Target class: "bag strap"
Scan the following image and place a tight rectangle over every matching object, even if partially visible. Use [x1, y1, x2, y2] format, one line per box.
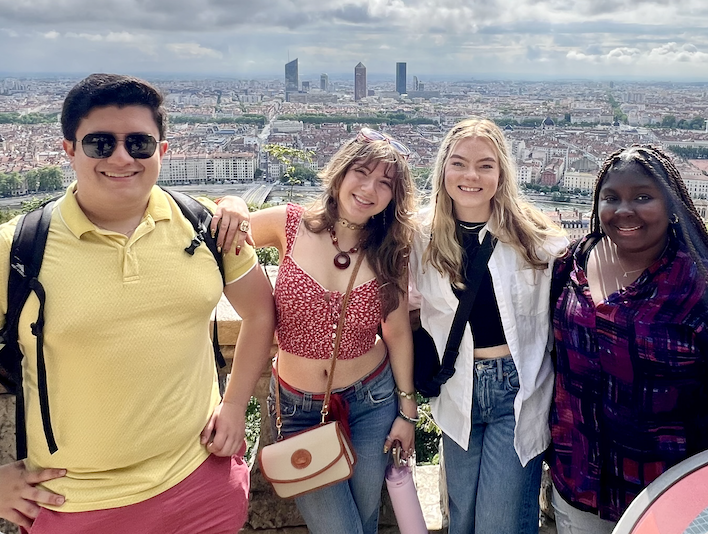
[163, 188, 227, 369]
[4, 201, 57, 457]
[274, 252, 365, 440]
[436, 231, 496, 385]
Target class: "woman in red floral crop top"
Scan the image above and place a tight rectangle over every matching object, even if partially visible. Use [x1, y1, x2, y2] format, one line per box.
[217, 128, 418, 534]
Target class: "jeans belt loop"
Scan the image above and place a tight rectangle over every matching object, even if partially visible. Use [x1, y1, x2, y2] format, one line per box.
[497, 358, 504, 382]
[303, 392, 312, 411]
[353, 379, 364, 401]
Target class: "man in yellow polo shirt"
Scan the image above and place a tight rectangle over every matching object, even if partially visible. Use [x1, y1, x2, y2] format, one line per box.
[0, 73, 275, 533]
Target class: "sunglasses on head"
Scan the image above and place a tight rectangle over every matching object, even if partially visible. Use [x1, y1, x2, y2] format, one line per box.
[80, 132, 159, 159]
[357, 127, 411, 159]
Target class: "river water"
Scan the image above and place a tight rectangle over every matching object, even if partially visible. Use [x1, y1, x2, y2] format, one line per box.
[0, 184, 594, 216]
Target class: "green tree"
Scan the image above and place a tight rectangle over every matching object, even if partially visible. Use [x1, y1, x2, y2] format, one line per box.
[21, 195, 54, 212]
[0, 172, 23, 197]
[289, 164, 319, 185]
[689, 116, 706, 130]
[37, 166, 63, 191]
[263, 144, 314, 201]
[662, 115, 677, 128]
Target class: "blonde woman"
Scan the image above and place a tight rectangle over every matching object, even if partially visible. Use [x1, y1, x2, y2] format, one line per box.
[410, 119, 567, 533]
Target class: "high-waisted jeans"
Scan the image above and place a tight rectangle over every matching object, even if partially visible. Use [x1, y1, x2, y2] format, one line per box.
[443, 355, 544, 534]
[267, 359, 397, 534]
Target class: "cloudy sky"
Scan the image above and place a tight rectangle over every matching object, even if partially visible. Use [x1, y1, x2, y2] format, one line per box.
[1, 0, 708, 81]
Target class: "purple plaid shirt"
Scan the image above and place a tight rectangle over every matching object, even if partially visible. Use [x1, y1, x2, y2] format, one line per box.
[549, 235, 708, 521]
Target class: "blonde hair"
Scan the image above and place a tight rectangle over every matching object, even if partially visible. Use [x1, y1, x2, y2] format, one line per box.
[423, 118, 564, 287]
[303, 132, 417, 317]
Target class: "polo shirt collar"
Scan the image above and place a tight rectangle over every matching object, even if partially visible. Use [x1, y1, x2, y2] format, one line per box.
[58, 183, 173, 239]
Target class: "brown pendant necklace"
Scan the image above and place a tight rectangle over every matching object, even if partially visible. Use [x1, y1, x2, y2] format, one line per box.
[329, 228, 360, 269]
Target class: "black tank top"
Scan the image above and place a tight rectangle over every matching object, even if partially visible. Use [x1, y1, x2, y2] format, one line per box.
[452, 221, 507, 348]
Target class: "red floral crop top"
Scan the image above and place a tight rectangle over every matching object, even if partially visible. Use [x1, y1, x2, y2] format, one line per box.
[273, 204, 383, 360]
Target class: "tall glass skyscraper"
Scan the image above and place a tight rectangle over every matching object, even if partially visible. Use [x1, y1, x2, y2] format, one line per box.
[395, 62, 406, 94]
[285, 58, 299, 101]
[354, 62, 366, 101]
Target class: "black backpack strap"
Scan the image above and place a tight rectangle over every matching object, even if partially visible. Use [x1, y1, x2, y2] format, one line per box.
[163, 188, 226, 369]
[5, 201, 57, 457]
[435, 231, 496, 387]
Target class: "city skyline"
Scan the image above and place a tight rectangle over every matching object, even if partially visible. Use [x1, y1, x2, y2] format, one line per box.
[1, 1, 707, 81]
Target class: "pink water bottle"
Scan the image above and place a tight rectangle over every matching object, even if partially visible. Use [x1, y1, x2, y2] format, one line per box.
[385, 464, 428, 534]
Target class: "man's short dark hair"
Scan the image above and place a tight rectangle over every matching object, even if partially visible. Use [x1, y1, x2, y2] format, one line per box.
[61, 73, 167, 142]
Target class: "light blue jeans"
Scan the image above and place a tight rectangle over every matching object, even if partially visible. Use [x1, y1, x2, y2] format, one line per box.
[551, 486, 616, 534]
[267, 360, 397, 534]
[443, 355, 544, 534]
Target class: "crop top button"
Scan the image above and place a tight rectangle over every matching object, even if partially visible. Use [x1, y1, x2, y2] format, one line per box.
[323, 291, 331, 302]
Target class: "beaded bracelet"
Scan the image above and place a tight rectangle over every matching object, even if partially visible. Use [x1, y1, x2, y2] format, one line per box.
[398, 409, 420, 425]
[395, 387, 416, 401]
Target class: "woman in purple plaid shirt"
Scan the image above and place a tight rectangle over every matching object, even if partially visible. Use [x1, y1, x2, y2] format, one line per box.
[548, 145, 708, 533]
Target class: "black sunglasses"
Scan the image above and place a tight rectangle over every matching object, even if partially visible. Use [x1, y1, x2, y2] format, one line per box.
[80, 132, 159, 159]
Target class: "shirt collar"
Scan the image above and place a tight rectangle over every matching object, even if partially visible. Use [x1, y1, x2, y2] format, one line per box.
[58, 183, 173, 239]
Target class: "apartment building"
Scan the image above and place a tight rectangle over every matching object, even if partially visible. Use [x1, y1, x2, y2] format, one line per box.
[157, 152, 256, 185]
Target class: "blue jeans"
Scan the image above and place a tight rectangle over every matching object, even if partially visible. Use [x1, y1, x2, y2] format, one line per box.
[267, 360, 397, 534]
[443, 355, 544, 534]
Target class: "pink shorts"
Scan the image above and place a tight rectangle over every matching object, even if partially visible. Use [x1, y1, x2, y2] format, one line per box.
[28, 454, 249, 534]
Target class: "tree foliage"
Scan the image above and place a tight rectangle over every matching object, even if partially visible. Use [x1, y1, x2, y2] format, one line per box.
[668, 145, 708, 159]
[170, 114, 266, 127]
[24, 166, 63, 192]
[0, 112, 59, 124]
[662, 115, 677, 128]
[0, 166, 63, 198]
[288, 164, 319, 185]
[263, 144, 314, 201]
[276, 114, 436, 126]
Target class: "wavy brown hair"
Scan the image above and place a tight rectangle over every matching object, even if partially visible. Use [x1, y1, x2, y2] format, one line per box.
[423, 118, 564, 287]
[303, 131, 416, 317]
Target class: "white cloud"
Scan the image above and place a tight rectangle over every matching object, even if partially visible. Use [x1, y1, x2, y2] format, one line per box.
[647, 42, 708, 63]
[566, 50, 599, 63]
[166, 42, 223, 59]
[43, 31, 60, 39]
[105, 32, 139, 43]
[607, 47, 642, 64]
[66, 32, 105, 42]
[566, 44, 705, 67]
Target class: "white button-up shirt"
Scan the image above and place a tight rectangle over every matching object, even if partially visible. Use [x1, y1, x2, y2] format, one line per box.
[410, 225, 568, 466]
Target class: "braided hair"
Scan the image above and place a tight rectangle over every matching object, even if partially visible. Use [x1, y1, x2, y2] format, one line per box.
[590, 144, 708, 274]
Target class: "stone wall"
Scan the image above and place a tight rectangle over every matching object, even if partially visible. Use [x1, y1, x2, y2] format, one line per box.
[0, 395, 17, 534]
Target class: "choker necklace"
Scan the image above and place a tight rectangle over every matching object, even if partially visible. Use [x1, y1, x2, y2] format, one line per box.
[329, 228, 361, 269]
[337, 218, 365, 231]
[457, 221, 486, 232]
[615, 240, 670, 278]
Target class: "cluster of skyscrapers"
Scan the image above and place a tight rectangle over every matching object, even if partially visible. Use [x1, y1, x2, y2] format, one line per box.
[284, 59, 410, 102]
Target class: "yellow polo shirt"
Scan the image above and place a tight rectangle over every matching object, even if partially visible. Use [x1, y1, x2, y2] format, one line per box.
[0, 184, 256, 512]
